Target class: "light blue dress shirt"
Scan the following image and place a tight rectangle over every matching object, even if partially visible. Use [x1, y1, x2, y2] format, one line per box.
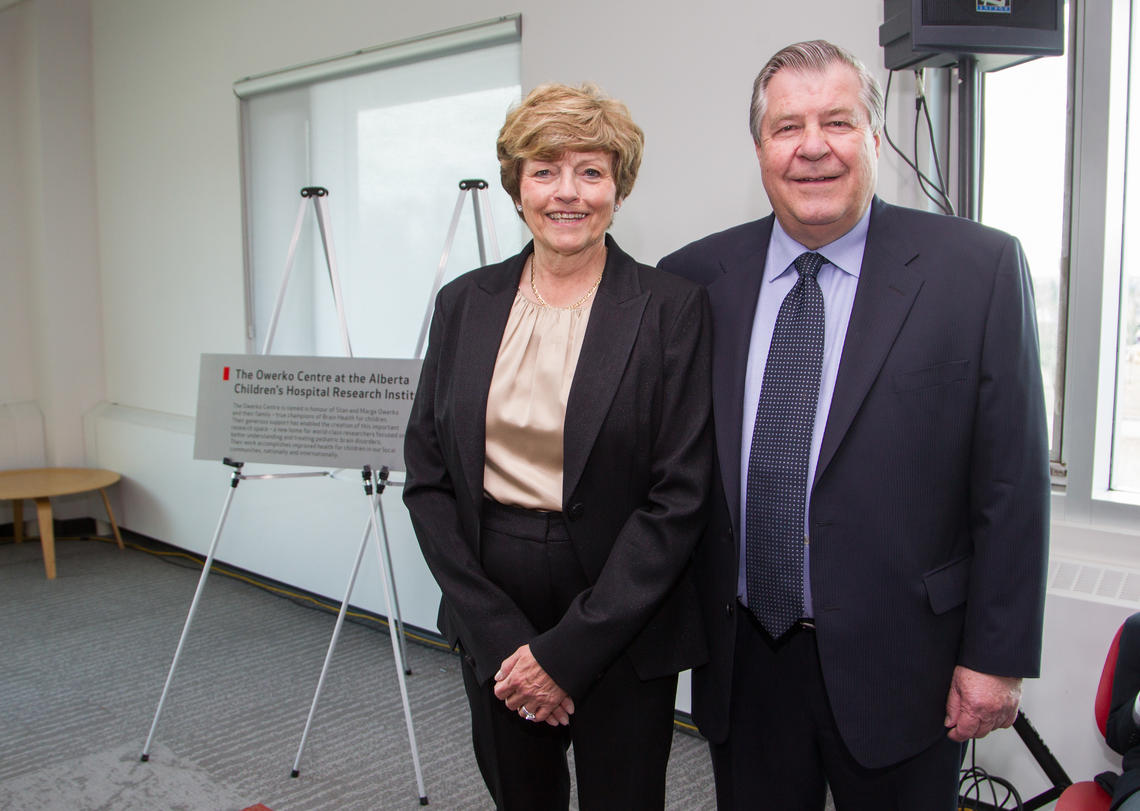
[738, 208, 870, 617]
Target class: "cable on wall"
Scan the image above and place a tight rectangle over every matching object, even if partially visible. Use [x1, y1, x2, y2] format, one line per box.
[883, 69, 956, 216]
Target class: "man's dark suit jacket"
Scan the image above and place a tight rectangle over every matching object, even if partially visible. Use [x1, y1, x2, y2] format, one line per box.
[403, 235, 712, 701]
[659, 197, 1050, 769]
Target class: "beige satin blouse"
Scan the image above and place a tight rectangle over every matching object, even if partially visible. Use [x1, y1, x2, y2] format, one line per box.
[483, 290, 594, 511]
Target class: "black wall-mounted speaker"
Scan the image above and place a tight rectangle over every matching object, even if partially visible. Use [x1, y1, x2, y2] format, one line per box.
[880, 0, 1064, 71]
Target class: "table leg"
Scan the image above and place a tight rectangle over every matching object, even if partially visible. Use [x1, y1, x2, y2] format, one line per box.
[99, 488, 125, 550]
[12, 500, 23, 543]
[33, 497, 56, 580]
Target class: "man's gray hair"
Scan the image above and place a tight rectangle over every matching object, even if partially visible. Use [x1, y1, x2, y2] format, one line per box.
[749, 40, 885, 144]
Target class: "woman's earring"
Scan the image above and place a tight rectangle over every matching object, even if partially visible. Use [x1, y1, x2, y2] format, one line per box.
[614, 203, 621, 213]
[515, 203, 523, 212]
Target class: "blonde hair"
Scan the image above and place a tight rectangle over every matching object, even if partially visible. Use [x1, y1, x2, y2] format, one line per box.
[497, 82, 644, 212]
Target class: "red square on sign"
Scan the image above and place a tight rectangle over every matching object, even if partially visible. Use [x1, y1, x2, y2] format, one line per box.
[223, 366, 230, 381]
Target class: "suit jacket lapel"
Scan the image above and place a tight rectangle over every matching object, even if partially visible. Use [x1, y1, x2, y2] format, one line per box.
[563, 236, 648, 502]
[815, 198, 924, 485]
[451, 248, 528, 514]
[709, 217, 773, 538]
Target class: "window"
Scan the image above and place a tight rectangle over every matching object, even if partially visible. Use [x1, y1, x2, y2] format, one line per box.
[980, 44, 1070, 463]
[1043, 0, 1140, 522]
[976, 0, 1140, 524]
[1111, 0, 1140, 492]
[236, 17, 524, 360]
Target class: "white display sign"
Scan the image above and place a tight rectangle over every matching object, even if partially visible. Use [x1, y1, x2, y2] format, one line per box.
[193, 353, 423, 470]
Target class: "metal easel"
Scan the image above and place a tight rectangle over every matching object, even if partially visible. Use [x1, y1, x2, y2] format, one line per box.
[140, 186, 427, 804]
[291, 179, 502, 791]
[414, 179, 501, 358]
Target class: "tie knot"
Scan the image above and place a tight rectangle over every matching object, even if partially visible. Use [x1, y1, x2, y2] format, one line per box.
[793, 252, 825, 281]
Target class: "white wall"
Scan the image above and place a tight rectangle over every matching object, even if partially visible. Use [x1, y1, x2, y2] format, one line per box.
[0, 0, 104, 523]
[87, 0, 913, 417]
[25, 0, 104, 465]
[1, 0, 1133, 798]
[0, 2, 44, 471]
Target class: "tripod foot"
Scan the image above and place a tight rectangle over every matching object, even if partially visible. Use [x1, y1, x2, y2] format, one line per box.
[140, 753, 149, 762]
[419, 796, 429, 805]
[291, 769, 300, 778]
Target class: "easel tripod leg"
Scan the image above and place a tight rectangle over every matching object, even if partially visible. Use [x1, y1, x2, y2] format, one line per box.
[374, 495, 410, 673]
[369, 502, 428, 804]
[140, 482, 238, 761]
[291, 516, 372, 777]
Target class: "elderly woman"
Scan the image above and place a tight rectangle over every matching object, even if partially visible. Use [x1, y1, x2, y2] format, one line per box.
[402, 83, 712, 810]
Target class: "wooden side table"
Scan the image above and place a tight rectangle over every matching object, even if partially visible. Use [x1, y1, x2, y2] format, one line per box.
[0, 467, 124, 579]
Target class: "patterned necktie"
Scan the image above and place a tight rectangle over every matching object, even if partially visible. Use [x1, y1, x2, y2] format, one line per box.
[745, 251, 826, 638]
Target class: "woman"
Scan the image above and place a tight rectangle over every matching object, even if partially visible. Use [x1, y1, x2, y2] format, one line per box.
[402, 83, 712, 810]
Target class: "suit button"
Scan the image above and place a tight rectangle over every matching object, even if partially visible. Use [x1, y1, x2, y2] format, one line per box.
[725, 602, 735, 616]
[567, 502, 585, 520]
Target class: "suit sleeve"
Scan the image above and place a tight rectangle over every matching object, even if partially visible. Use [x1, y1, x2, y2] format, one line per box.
[959, 235, 1050, 677]
[529, 285, 714, 698]
[402, 291, 537, 683]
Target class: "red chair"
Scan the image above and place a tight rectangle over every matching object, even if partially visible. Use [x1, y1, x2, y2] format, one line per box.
[1055, 624, 1126, 811]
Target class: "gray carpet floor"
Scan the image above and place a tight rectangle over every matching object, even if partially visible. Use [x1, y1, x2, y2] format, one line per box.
[0, 535, 717, 810]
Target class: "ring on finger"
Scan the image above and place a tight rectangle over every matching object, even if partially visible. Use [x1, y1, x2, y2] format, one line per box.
[521, 705, 536, 721]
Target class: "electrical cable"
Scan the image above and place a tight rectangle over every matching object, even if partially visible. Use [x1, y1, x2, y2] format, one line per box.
[912, 78, 955, 215]
[958, 738, 1025, 810]
[884, 70, 951, 213]
[913, 67, 955, 215]
[915, 105, 955, 215]
[913, 90, 956, 217]
[883, 70, 955, 215]
[920, 82, 953, 211]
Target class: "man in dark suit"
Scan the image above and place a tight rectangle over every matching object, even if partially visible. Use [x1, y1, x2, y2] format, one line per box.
[659, 40, 1049, 809]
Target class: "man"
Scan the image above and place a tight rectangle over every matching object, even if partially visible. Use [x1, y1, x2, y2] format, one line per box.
[659, 40, 1049, 810]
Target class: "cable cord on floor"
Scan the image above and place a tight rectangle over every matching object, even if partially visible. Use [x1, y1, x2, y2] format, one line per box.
[959, 739, 1024, 810]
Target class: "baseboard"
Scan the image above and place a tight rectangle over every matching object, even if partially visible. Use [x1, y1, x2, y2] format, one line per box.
[0, 516, 101, 539]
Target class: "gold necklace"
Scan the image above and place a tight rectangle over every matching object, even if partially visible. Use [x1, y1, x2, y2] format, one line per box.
[529, 254, 604, 310]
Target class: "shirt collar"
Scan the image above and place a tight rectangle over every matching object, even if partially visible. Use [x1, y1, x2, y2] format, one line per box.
[765, 205, 871, 283]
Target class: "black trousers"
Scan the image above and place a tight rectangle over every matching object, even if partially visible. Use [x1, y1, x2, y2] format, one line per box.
[710, 606, 964, 811]
[461, 499, 678, 811]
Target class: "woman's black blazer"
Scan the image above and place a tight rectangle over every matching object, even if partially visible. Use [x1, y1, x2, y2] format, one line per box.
[403, 234, 713, 700]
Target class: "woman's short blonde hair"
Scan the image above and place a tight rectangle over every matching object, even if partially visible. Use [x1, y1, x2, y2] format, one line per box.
[497, 83, 644, 211]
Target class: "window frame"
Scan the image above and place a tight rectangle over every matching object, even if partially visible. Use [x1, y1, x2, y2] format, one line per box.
[232, 15, 523, 360]
[978, 30, 1074, 476]
[1054, 0, 1140, 529]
